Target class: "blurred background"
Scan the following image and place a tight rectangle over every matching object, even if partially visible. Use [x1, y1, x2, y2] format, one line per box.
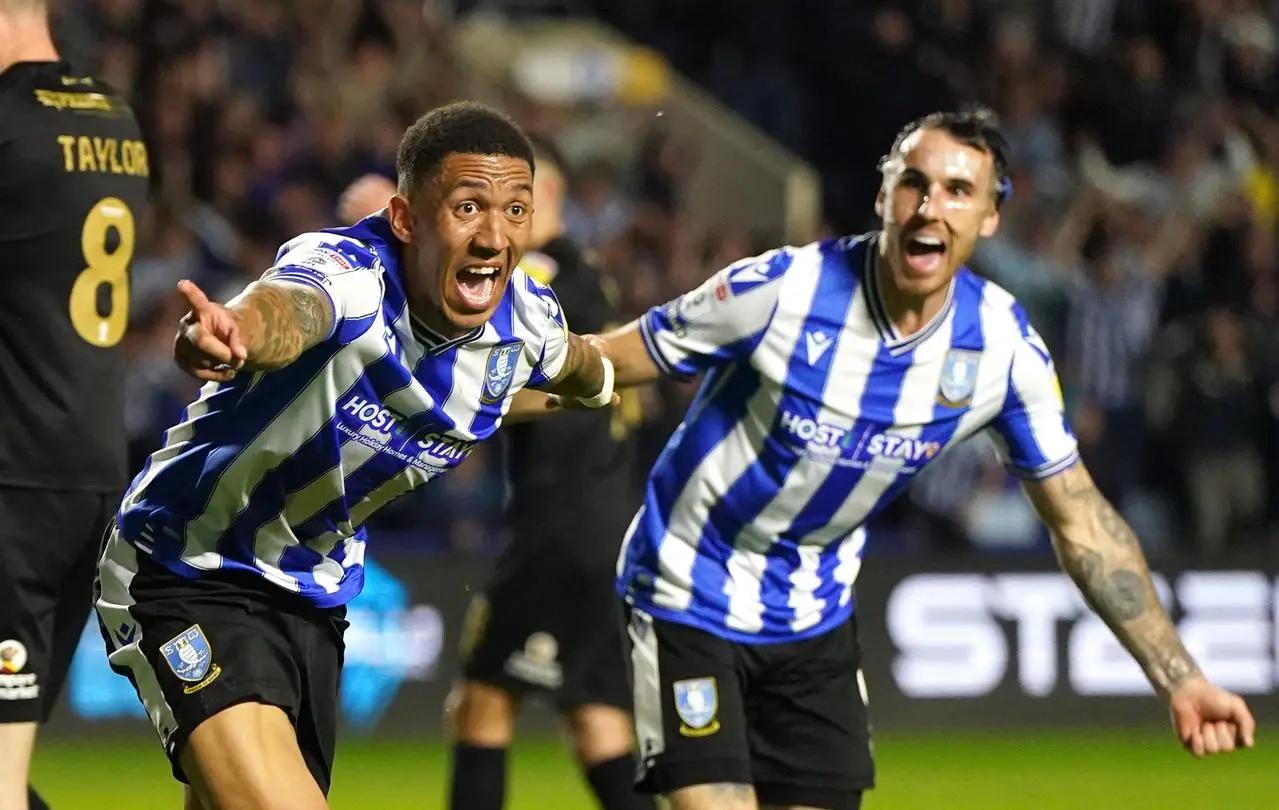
[34, 0, 1279, 807]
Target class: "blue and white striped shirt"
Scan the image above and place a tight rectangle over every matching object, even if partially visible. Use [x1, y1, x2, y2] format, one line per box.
[617, 234, 1078, 643]
[115, 215, 569, 607]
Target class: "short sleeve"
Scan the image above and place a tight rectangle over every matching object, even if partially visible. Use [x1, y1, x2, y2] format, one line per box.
[262, 234, 383, 342]
[639, 249, 788, 379]
[987, 310, 1080, 480]
[522, 275, 570, 387]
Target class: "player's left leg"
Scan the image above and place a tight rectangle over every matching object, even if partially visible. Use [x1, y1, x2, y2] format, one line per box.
[746, 616, 873, 810]
[563, 703, 653, 810]
[445, 680, 519, 810]
[557, 593, 653, 810]
[0, 489, 106, 810]
[446, 589, 531, 810]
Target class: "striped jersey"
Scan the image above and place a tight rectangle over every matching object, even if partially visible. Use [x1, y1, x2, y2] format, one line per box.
[617, 233, 1078, 643]
[116, 215, 569, 607]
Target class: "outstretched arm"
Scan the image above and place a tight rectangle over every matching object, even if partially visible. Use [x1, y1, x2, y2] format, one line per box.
[174, 278, 333, 381]
[1024, 463, 1255, 756]
[508, 326, 660, 421]
[536, 332, 613, 400]
[227, 280, 333, 370]
[1023, 464, 1197, 697]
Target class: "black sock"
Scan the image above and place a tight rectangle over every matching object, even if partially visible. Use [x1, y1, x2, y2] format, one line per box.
[586, 754, 653, 810]
[28, 785, 50, 810]
[449, 743, 507, 810]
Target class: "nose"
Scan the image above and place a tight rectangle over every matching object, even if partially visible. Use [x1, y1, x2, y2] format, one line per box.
[916, 187, 943, 220]
[470, 210, 507, 256]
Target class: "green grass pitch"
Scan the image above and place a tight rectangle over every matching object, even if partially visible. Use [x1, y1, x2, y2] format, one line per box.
[32, 727, 1274, 809]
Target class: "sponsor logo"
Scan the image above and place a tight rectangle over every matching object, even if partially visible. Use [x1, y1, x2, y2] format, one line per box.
[887, 571, 1279, 698]
[503, 632, 563, 689]
[778, 410, 942, 471]
[0, 639, 37, 701]
[338, 395, 476, 472]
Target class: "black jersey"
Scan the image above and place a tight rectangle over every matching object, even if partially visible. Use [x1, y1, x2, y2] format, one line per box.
[497, 236, 642, 571]
[0, 61, 149, 491]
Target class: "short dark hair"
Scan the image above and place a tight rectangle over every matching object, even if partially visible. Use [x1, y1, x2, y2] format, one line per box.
[395, 101, 535, 196]
[881, 106, 1013, 208]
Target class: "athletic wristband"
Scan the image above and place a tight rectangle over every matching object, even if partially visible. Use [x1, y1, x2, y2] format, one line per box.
[577, 356, 615, 409]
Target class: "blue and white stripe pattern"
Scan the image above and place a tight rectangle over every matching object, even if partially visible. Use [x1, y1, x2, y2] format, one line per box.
[108, 215, 568, 608]
[617, 233, 1078, 642]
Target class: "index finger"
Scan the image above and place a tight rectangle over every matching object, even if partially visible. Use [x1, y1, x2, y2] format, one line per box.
[176, 279, 212, 314]
[1235, 698, 1256, 747]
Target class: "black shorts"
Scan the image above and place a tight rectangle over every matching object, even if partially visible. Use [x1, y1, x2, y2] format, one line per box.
[627, 609, 873, 809]
[461, 544, 631, 713]
[93, 526, 347, 792]
[0, 487, 115, 723]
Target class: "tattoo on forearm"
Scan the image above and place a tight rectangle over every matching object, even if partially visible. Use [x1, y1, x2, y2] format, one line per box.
[237, 283, 332, 370]
[1051, 470, 1201, 695]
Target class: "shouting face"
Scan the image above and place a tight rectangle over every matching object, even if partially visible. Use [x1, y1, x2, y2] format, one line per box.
[388, 152, 534, 334]
[876, 127, 1002, 301]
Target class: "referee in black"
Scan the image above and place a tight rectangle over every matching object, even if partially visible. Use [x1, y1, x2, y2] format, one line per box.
[0, 2, 149, 808]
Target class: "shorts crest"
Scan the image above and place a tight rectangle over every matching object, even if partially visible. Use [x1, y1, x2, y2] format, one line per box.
[673, 677, 720, 737]
[161, 624, 213, 683]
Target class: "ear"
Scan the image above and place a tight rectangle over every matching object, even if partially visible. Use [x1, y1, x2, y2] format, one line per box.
[979, 207, 1001, 238]
[387, 194, 413, 243]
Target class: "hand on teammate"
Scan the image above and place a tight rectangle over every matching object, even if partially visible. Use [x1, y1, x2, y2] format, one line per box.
[544, 334, 621, 411]
[173, 279, 247, 382]
[1168, 675, 1256, 758]
[338, 174, 396, 226]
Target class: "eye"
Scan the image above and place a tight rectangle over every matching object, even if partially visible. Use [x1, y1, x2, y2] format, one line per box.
[949, 183, 971, 197]
[508, 203, 527, 217]
[456, 201, 479, 216]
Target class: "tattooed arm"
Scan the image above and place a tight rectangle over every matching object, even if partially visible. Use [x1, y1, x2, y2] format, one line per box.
[227, 280, 333, 371]
[1022, 463, 1199, 698]
[173, 278, 333, 381]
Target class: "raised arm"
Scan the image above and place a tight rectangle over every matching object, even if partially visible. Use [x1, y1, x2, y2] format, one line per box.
[227, 280, 333, 369]
[174, 236, 383, 382]
[173, 278, 332, 381]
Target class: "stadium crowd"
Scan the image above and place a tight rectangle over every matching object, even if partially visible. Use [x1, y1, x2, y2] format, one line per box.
[70, 0, 1279, 558]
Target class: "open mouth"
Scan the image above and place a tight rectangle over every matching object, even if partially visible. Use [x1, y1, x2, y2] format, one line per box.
[454, 264, 502, 311]
[903, 234, 947, 274]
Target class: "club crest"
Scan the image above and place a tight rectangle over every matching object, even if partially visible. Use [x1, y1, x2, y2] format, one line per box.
[482, 341, 524, 404]
[160, 624, 213, 683]
[673, 677, 720, 737]
[938, 349, 981, 407]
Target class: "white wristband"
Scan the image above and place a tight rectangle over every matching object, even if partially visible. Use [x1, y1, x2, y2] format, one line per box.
[577, 356, 615, 409]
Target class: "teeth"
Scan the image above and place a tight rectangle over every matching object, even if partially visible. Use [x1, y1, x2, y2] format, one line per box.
[466, 266, 498, 276]
[912, 236, 943, 246]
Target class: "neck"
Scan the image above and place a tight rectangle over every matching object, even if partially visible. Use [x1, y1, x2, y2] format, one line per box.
[874, 239, 951, 338]
[0, 12, 58, 73]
